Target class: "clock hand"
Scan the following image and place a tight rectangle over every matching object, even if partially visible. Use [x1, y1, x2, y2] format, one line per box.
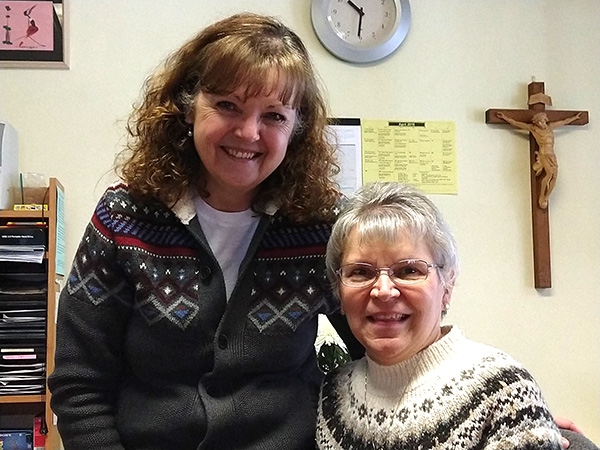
[347, 0, 365, 37]
[357, 10, 364, 38]
[347, 0, 363, 15]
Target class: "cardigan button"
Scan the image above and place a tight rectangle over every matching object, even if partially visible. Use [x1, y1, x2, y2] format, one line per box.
[199, 266, 212, 282]
[205, 382, 219, 397]
[218, 334, 228, 349]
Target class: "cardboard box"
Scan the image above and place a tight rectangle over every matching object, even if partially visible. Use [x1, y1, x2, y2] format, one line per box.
[10, 187, 48, 205]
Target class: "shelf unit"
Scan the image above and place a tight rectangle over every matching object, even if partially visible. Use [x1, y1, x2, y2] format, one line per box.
[0, 178, 64, 450]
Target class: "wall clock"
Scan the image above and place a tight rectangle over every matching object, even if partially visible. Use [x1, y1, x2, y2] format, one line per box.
[311, 0, 411, 64]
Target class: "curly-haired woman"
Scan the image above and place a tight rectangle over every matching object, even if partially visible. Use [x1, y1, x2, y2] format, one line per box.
[48, 12, 360, 450]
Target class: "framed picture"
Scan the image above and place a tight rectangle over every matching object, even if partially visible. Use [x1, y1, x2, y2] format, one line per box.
[0, 0, 68, 68]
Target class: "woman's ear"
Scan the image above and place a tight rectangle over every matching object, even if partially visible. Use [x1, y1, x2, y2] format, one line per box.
[184, 100, 195, 124]
[442, 285, 453, 310]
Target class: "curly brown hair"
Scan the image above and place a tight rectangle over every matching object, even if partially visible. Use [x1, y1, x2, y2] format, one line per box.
[116, 12, 340, 222]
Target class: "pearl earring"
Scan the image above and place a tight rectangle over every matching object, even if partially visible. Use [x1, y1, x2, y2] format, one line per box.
[187, 128, 193, 137]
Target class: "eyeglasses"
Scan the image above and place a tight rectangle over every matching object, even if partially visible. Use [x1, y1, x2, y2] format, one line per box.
[336, 259, 443, 288]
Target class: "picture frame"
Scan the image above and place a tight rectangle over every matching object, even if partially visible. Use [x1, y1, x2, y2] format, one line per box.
[0, 0, 68, 69]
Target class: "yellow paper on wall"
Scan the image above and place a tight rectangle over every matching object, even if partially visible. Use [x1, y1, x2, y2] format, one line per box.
[361, 120, 457, 194]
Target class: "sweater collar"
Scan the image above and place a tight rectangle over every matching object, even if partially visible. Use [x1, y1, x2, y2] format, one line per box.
[171, 188, 279, 225]
[365, 325, 461, 395]
[171, 188, 197, 225]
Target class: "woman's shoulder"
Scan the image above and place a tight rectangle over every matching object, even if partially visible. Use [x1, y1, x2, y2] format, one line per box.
[99, 183, 168, 214]
[100, 182, 143, 203]
[94, 182, 178, 228]
[447, 327, 522, 364]
[446, 332, 546, 395]
[261, 213, 334, 247]
[438, 327, 533, 382]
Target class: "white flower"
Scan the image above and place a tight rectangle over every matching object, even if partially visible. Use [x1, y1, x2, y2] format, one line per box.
[315, 315, 348, 352]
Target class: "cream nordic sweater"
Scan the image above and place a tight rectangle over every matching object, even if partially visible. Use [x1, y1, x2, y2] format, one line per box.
[317, 325, 562, 450]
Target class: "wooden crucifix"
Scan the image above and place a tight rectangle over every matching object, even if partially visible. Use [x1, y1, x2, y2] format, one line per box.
[486, 81, 589, 289]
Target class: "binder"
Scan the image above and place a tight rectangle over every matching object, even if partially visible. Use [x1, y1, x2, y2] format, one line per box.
[0, 259, 48, 395]
[0, 361, 46, 394]
[0, 226, 47, 248]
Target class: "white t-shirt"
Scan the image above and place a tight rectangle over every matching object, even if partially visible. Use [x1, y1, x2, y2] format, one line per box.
[194, 197, 260, 299]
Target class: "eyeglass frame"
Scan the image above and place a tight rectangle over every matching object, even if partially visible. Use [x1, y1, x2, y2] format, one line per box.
[335, 259, 443, 288]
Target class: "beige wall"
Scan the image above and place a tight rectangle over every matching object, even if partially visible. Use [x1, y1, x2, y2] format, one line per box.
[1, 0, 598, 443]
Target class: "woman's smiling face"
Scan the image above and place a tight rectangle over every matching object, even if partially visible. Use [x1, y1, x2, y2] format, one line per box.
[188, 82, 297, 212]
[339, 228, 450, 366]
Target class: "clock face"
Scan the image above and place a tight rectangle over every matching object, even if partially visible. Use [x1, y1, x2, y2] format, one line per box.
[329, 0, 398, 47]
[311, 0, 411, 64]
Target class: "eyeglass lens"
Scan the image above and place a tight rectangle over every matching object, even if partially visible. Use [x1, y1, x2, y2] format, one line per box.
[340, 260, 431, 287]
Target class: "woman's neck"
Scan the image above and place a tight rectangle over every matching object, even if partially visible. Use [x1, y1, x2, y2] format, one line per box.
[200, 189, 256, 212]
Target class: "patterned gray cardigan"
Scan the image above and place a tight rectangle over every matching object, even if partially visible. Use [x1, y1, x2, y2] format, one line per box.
[49, 183, 342, 450]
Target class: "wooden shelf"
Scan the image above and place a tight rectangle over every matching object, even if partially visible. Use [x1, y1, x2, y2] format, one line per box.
[0, 395, 45, 404]
[0, 210, 51, 218]
[0, 178, 64, 450]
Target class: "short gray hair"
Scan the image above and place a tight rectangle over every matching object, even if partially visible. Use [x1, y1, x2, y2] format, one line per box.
[326, 182, 460, 297]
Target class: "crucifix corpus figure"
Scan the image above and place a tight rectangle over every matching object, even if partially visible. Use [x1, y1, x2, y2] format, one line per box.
[486, 81, 589, 289]
[496, 110, 582, 209]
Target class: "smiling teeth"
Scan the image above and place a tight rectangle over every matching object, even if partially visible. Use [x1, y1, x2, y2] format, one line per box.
[373, 313, 407, 320]
[226, 147, 256, 159]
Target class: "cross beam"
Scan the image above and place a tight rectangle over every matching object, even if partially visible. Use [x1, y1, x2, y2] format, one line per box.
[486, 82, 588, 289]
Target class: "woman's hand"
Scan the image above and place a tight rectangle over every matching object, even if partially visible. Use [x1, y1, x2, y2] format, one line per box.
[556, 417, 585, 449]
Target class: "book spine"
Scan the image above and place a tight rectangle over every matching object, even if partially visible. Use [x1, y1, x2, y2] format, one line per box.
[33, 415, 46, 450]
